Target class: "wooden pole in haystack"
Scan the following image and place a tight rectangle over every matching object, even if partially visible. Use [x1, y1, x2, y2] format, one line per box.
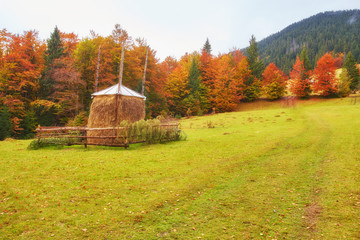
[141, 47, 149, 96]
[94, 44, 101, 93]
[117, 43, 125, 94]
[115, 43, 126, 128]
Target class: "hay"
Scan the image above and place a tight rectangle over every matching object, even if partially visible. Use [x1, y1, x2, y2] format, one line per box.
[87, 95, 145, 145]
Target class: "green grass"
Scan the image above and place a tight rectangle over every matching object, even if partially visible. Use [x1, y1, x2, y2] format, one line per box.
[1, 97, 360, 239]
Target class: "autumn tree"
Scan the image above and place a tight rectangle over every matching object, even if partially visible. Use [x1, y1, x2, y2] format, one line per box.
[124, 38, 150, 91]
[131, 41, 168, 117]
[313, 53, 337, 96]
[51, 56, 84, 123]
[209, 53, 247, 112]
[165, 56, 190, 116]
[290, 57, 312, 98]
[344, 51, 360, 91]
[262, 63, 288, 100]
[73, 37, 98, 109]
[45, 31, 83, 123]
[333, 52, 344, 69]
[0, 30, 45, 136]
[337, 68, 351, 97]
[165, 54, 209, 116]
[199, 44, 216, 97]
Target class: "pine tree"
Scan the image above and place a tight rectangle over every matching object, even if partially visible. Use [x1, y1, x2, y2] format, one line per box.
[188, 58, 201, 93]
[202, 38, 212, 54]
[300, 45, 311, 71]
[40, 26, 64, 99]
[344, 51, 360, 91]
[186, 57, 209, 115]
[0, 106, 11, 141]
[44, 26, 64, 65]
[246, 35, 264, 80]
[243, 35, 264, 101]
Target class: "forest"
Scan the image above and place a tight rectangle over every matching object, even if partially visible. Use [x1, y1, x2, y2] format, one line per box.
[0, 10, 360, 140]
[257, 9, 360, 72]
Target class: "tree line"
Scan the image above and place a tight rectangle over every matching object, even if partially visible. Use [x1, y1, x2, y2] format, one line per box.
[0, 25, 359, 140]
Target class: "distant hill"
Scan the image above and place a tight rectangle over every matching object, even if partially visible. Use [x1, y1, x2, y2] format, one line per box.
[255, 10, 360, 73]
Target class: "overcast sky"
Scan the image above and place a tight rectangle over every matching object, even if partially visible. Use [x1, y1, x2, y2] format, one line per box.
[1, 0, 359, 60]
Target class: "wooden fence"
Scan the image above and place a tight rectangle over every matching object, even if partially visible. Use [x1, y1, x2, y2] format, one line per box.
[36, 122, 179, 149]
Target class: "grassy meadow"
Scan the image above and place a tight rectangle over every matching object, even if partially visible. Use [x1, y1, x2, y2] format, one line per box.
[1, 97, 360, 239]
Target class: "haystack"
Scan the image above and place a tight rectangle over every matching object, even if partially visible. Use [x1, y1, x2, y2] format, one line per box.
[87, 83, 146, 145]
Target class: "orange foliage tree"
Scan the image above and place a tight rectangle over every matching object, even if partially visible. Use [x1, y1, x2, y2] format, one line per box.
[165, 56, 190, 116]
[209, 52, 248, 112]
[0, 30, 45, 136]
[313, 53, 337, 96]
[289, 57, 312, 98]
[262, 63, 288, 100]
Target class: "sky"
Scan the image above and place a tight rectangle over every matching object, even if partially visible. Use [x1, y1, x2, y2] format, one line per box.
[0, 0, 359, 61]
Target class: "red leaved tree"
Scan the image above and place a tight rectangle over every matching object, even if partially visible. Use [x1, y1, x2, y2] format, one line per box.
[262, 63, 288, 100]
[313, 53, 337, 96]
[289, 57, 312, 98]
[0, 30, 45, 135]
[210, 54, 247, 112]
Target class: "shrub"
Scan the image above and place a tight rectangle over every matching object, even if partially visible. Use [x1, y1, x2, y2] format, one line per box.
[119, 118, 186, 144]
[0, 106, 11, 141]
[28, 138, 78, 150]
[206, 120, 215, 128]
[31, 100, 61, 126]
[28, 119, 186, 150]
[67, 111, 88, 126]
[18, 110, 37, 139]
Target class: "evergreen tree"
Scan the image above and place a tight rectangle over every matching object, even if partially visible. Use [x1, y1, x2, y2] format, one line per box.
[186, 57, 209, 115]
[44, 26, 64, 65]
[0, 106, 11, 141]
[18, 110, 37, 139]
[202, 38, 212, 54]
[344, 51, 360, 91]
[300, 45, 312, 71]
[243, 35, 264, 101]
[188, 58, 201, 93]
[246, 35, 264, 80]
[40, 26, 64, 99]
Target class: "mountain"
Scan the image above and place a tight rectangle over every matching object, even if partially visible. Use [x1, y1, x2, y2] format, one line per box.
[255, 10, 360, 73]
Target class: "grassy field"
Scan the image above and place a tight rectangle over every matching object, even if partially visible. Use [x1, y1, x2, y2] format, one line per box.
[1, 97, 360, 239]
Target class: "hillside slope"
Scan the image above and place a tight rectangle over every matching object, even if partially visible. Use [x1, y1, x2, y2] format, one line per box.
[256, 10, 360, 72]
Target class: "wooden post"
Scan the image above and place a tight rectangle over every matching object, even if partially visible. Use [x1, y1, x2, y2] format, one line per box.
[84, 129, 87, 148]
[141, 47, 149, 96]
[115, 43, 125, 126]
[117, 43, 125, 93]
[37, 125, 41, 143]
[125, 127, 129, 149]
[94, 45, 101, 93]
